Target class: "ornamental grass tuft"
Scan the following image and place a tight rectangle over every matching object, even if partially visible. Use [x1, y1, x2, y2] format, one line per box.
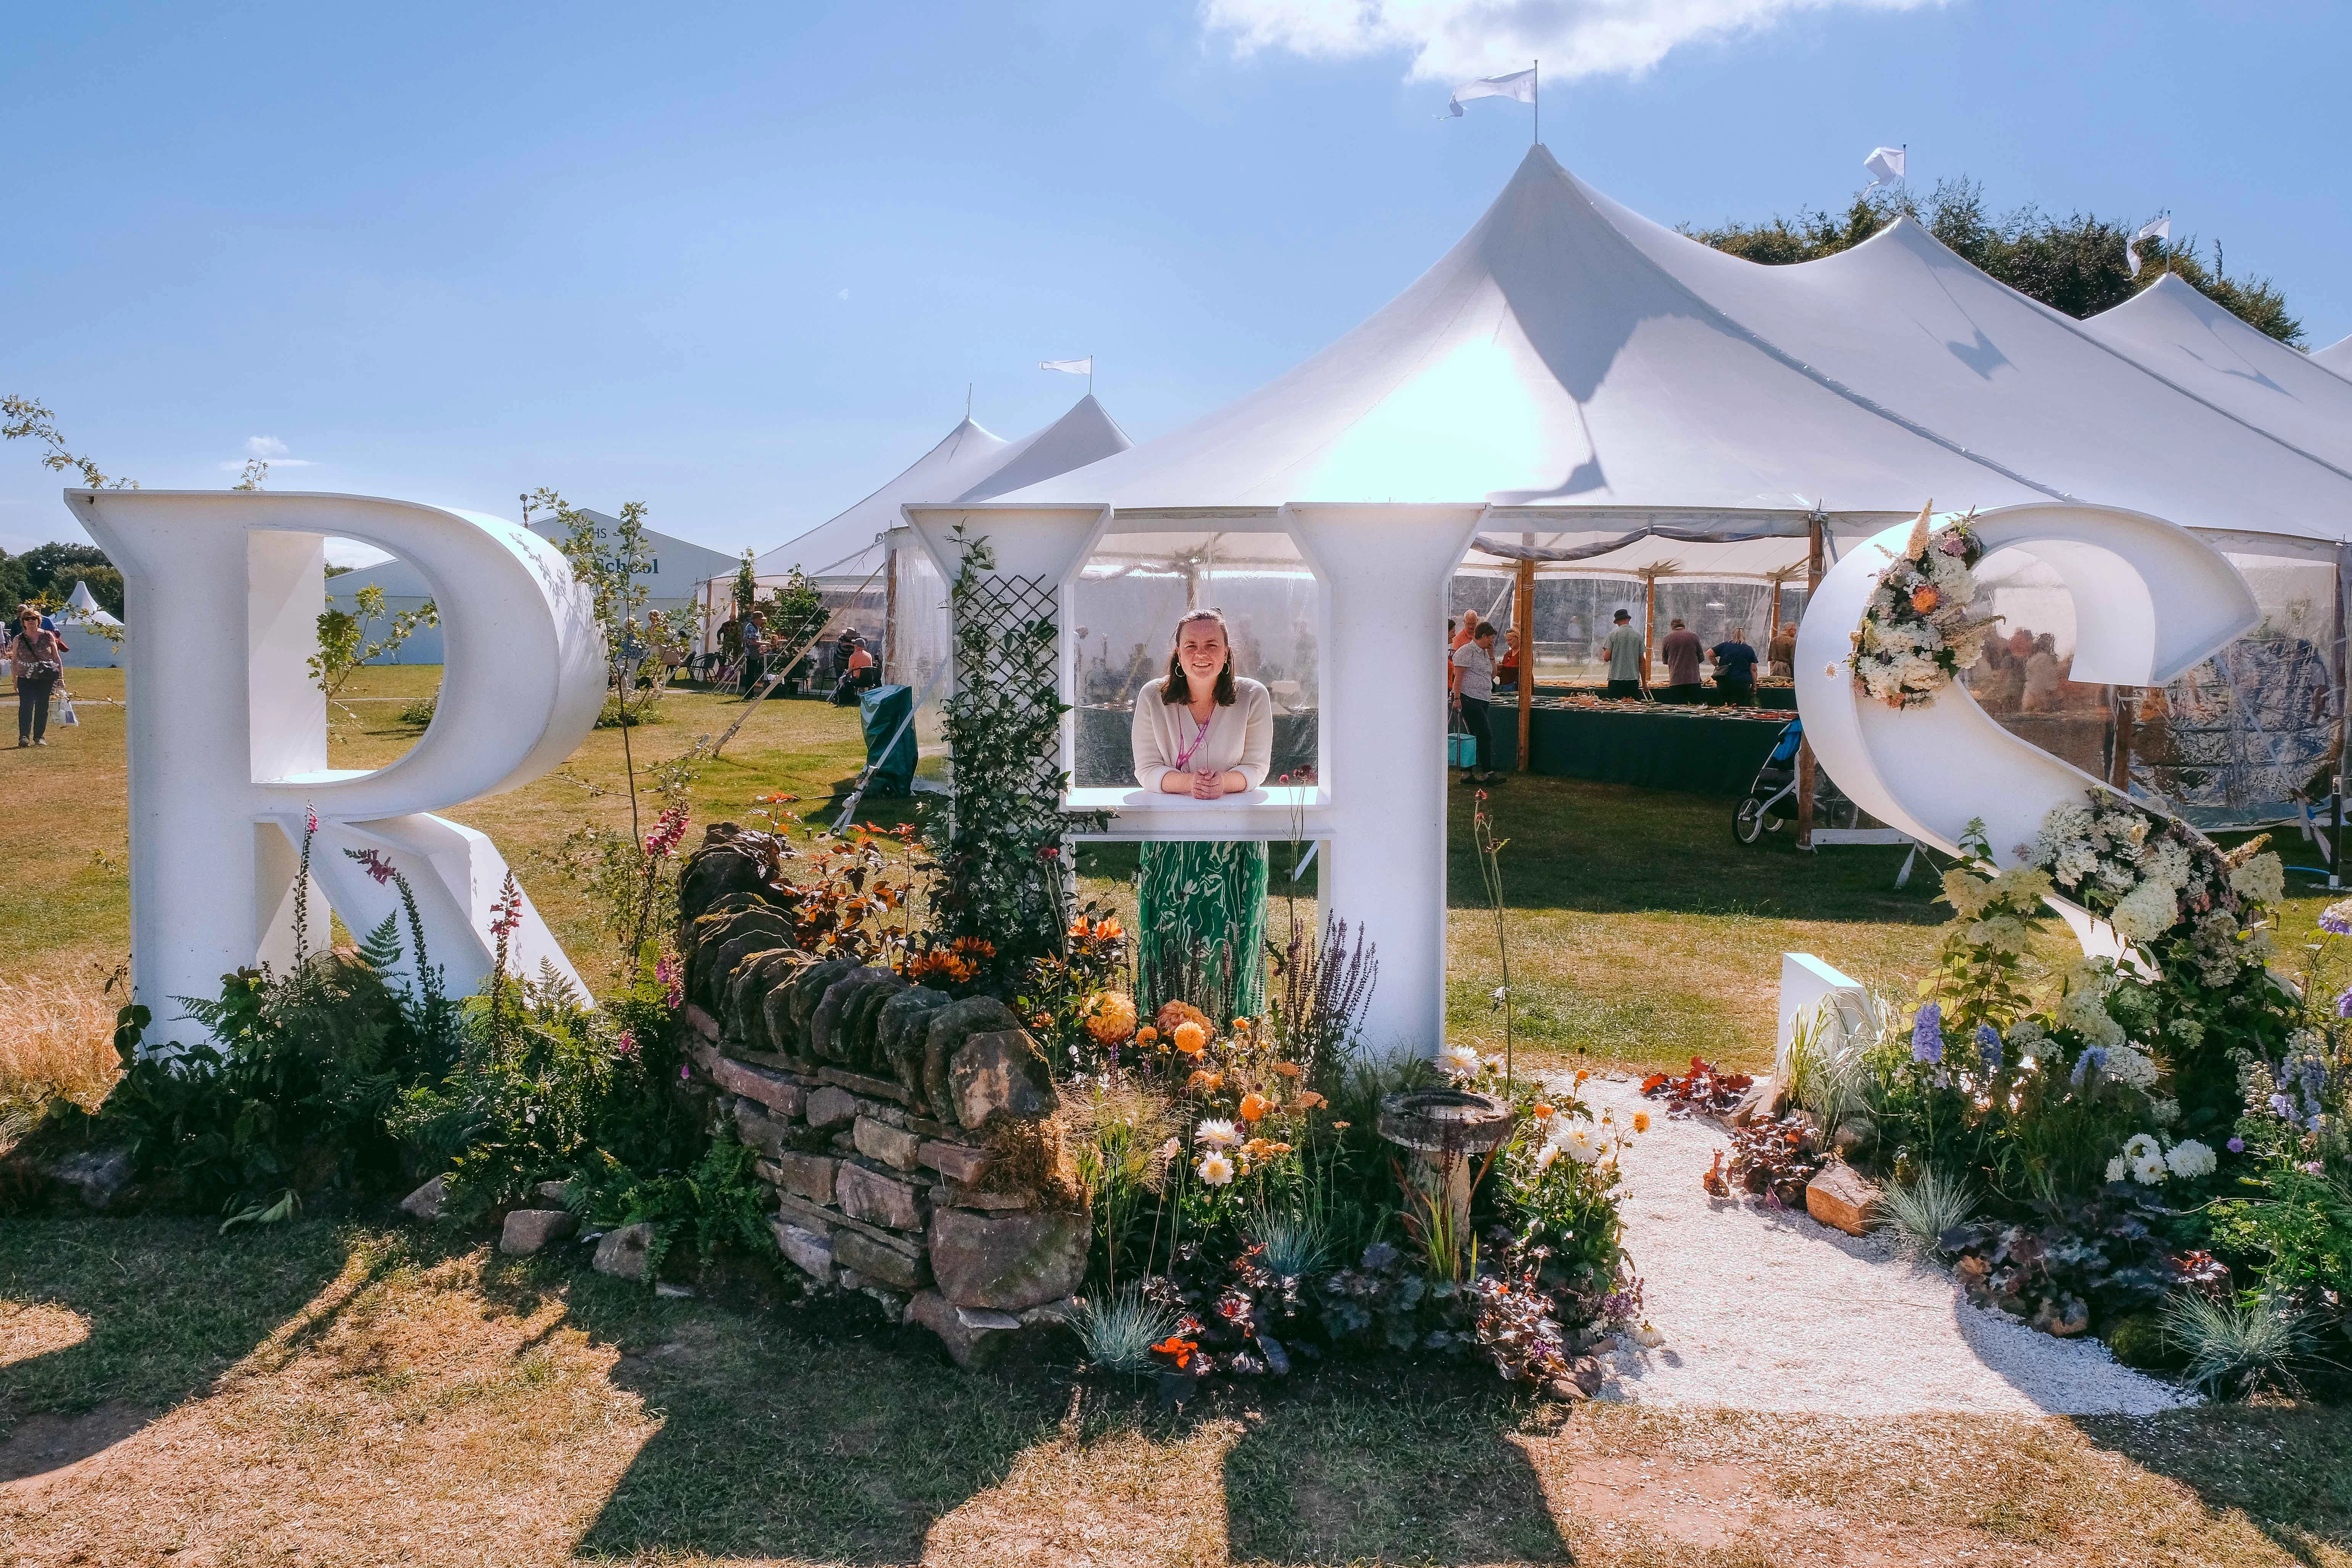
[2160, 1290, 2314, 1399]
[1071, 1286, 1182, 1375]
[1873, 1166, 1977, 1259]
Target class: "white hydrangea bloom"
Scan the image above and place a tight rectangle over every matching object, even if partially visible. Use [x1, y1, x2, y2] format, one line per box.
[2105, 1154, 2128, 1184]
[2109, 879, 2179, 943]
[2103, 1044, 2160, 1090]
[2141, 840, 2194, 891]
[2229, 852, 2284, 905]
[2164, 1139, 2217, 1179]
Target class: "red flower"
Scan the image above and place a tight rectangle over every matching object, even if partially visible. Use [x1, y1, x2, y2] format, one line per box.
[1150, 1334, 1199, 1370]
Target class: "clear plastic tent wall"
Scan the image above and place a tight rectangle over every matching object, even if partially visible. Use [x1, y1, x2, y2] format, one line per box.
[1069, 528, 1321, 788]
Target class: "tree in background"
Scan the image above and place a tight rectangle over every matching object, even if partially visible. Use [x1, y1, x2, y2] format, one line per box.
[1686, 179, 2301, 343]
[311, 584, 439, 707]
[0, 543, 125, 617]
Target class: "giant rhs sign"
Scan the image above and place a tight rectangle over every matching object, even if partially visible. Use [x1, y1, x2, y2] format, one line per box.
[1794, 500, 2259, 953]
[68, 491, 605, 1051]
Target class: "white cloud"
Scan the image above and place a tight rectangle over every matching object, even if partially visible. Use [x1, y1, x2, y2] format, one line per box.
[244, 435, 289, 458]
[837, 288, 851, 301]
[1201, 0, 1937, 83]
[220, 434, 315, 475]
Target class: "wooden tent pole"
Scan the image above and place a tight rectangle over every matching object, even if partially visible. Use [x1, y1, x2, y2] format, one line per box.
[2109, 686, 2135, 791]
[1642, 575, 1657, 695]
[1797, 514, 1825, 851]
[1515, 555, 1535, 770]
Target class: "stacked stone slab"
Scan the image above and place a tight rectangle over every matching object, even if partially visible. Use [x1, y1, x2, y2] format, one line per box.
[676, 825, 1089, 1365]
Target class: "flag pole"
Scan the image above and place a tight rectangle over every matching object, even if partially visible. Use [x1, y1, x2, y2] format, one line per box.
[1532, 59, 1539, 146]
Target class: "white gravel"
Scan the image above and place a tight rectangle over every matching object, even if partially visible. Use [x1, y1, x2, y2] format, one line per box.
[1565, 1074, 2194, 1415]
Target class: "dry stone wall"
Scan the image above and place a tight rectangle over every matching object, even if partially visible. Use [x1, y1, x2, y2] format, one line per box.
[675, 825, 1088, 1365]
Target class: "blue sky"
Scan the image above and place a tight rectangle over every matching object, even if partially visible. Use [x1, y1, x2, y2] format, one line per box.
[4, 0, 2346, 562]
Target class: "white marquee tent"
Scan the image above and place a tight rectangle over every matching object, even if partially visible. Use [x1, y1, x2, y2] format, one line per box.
[2081, 273, 2352, 479]
[2315, 333, 2352, 380]
[753, 395, 1132, 585]
[996, 146, 2352, 823]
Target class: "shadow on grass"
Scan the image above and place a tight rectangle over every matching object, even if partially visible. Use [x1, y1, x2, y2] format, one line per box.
[1221, 1373, 1571, 1565]
[0, 1215, 382, 1468]
[473, 1256, 1064, 1564]
[2073, 1407, 2352, 1568]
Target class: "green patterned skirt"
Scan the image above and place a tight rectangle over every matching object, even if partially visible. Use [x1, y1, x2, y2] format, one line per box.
[1138, 840, 1269, 1018]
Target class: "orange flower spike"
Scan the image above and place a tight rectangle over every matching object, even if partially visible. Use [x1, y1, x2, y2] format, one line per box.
[1238, 1091, 1271, 1123]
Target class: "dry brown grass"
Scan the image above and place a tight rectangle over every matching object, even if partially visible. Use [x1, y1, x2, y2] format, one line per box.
[0, 970, 122, 1141]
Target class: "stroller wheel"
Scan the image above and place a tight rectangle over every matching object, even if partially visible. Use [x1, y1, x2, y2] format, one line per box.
[1734, 795, 1767, 846]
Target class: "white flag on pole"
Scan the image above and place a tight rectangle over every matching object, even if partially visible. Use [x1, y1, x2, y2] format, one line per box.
[2126, 216, 2171, 277]
[1040, 357, 1092, 375]
[1447, 68, 1536, 116]
[1863, 146, 1906, 187]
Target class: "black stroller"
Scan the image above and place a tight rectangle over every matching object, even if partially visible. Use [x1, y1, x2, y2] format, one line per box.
[1733, 716, 1862, 844]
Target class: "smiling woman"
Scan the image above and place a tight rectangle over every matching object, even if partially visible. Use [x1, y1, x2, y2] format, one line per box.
[1132, 608, 1275, 1014]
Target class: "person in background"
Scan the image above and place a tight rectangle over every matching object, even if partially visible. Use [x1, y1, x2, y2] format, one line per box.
[1602, 609, 1645, 699]
[1711, 625, 1759, 704]
[1450, 621, 1504, 785]
[1496, 623, 1523, 694]
[9, 604, 68, 748]
[738, 611, 769, 698]
[2022, 632, 2066, 712]
[1658, 617, 1704, 703]
[1131, 608, 1275, 1014]
[1767, 618, 1798, 680]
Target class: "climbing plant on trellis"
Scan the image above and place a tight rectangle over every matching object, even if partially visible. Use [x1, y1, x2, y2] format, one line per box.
[932, 524, 1105, 981]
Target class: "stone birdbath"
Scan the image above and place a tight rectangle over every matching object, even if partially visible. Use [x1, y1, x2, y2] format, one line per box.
[1378, 1086, 1517, 1233]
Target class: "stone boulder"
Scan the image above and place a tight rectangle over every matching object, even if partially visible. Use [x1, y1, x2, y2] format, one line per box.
[676, 830, 783, 923]
[728, 948, 814, 1051]
[594, 1221, 657, 1282]
[837, 1163, 929, 1232]
[811, 967, 897, 1064]
[47, 1147, 135, 1212]
[398, 1173, 449, 1222]
[929, 1205, 1088, 1311]
[1804, 1161, 1883, 1237]
[948, 1030, 1058, 1131]
[771, 1219, 834, 1283]
[785, 959, 861, 1051]
[906, 1289, 1026, 1369]
[500, 1209, 578, 1255]
[876, 987, 953, 1102]
[837, 973, 910, 1074]
[919, 996, 1023, 1121]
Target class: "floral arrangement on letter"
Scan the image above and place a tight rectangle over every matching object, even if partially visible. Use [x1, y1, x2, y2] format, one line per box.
[1847, 503, 1997, 709]
[2022, 787, 2282, 979]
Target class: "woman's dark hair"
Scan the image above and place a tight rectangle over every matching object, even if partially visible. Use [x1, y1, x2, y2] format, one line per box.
[1162, 608, 1238, 707]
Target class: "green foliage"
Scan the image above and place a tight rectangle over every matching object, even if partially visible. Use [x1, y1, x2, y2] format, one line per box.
[397, 692, 438, 727]
[1875, 1167, 1979, 1259]
[311, 582, 438, 702]
[1687, 177, 2302, 343]
[569, 1125, 777, 1281]
[85, 944, 456, 1215]
[2210, 1162, 2352, 1305]
[0, 541, 125, 617]
[931, 524, 1104, 981]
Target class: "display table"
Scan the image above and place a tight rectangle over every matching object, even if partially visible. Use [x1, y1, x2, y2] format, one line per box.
[1486, 699, 1789, 796]
[1528, 682, 1796, 710]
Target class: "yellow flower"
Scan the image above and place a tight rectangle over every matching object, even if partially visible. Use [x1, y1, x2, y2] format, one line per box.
[1633, 1111, 1651, 1133]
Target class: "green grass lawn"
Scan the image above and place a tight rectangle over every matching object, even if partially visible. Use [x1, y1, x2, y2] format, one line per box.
[4, 1217, 2349, 1565]
[10, 668, 2352, 1563]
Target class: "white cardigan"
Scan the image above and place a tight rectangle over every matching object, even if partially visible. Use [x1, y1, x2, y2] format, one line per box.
[1132, 676, 1274, 794]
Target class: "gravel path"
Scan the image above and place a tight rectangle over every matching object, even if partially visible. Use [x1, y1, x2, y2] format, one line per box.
[1566, 1075, 2194, 1415]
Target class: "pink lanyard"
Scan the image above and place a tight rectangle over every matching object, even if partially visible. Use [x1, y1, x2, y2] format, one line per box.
[1173, 707, 1214, 772]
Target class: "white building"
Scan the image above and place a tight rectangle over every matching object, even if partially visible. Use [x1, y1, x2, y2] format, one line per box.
[326, 510, 737, 664]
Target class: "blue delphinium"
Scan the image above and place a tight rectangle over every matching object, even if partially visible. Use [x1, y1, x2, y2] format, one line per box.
[2070, 1045, 2109, 1088]
[1975, 1023, 2002, 1075]
[2335, 987, 2352, 1020]
[1911, 1001, 1944, 1065]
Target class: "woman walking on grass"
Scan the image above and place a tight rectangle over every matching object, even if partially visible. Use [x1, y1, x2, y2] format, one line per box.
[8, 605, 68, 748]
